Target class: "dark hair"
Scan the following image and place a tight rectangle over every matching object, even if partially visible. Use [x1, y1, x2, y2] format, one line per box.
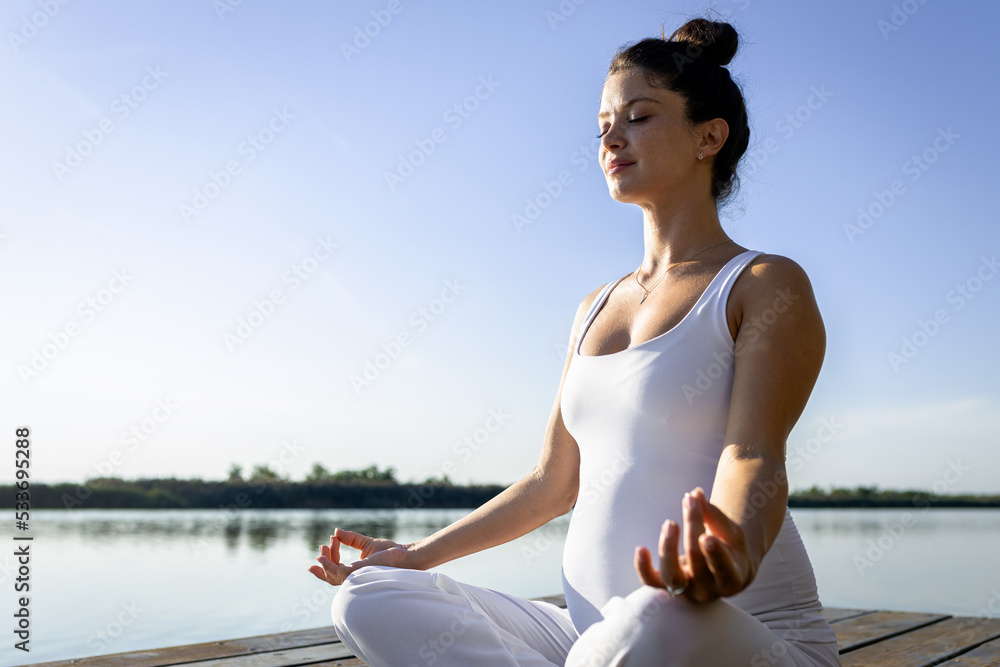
[606, 16, 750, 205]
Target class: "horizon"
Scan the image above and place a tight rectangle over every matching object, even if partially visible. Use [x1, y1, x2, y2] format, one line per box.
[10, 469, 998, 498]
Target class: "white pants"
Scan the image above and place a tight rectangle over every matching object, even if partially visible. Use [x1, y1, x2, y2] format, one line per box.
[331, 565, 842, 666]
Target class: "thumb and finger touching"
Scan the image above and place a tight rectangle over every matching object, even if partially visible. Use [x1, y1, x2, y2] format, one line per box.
[690, 489, 750, 593]
[633, 488, 748, 599]
[306, 528, 389, 586]
[334, 528, 374, 555]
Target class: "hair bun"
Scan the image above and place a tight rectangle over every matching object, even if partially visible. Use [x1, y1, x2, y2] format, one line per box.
[668, 18, 738, 67]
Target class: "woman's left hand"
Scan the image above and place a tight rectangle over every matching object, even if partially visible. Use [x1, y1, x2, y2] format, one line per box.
[634, 486, 754, 603]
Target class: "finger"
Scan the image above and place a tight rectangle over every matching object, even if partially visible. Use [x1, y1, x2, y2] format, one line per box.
[308, 562, 341, 585]
[316, 555, 353, 584]
[334, 528, 372, 554]
[699, 533, 742, 593]
[350, 557, 378, 571]
[657, 520, 686, 590]
[634, 546, 664, 587]
[329, 535, 341, 565]
[683, 491, 711, 583]
[692, 489, 749, 594]
[692, 488, 745, 563]
[695, 488, 741, 543]
[309, 557, 335, 583]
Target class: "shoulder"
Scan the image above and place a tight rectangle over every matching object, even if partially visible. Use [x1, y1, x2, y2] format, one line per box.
[579, 282, 607, 314]
[729, 252, 824, 346]
[566, 275, 627, 342]
[575, 275, 625, 322]
[739, 252, 815, 293]
[732, 252, 820, 313]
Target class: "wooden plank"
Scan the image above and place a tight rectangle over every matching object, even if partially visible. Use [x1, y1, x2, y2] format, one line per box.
[841, 617, 1000, 667]
[34, 596, 991, 667]
[24, 627, 345, 667]
[944, 636, 1000, 665]
[833, 610, 950, 652]
[823, 607, 877, 623]
[165, 643, 357, 666]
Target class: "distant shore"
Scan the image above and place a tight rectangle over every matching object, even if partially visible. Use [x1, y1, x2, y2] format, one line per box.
[4, 476, 999, 510]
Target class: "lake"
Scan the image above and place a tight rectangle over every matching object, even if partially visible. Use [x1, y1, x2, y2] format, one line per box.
[4, 507, 999, 666]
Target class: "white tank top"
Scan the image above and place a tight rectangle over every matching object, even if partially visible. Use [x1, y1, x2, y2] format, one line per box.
[559, 249, 837, 643]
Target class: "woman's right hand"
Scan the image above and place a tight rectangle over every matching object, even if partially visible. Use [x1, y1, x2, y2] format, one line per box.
[307, 527, 418, 586]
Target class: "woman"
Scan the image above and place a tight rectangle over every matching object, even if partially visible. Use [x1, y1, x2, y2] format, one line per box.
[308, 16, 842, 667]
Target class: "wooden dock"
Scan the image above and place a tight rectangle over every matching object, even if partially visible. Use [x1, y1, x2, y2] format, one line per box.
[24, 595, 1000, 666]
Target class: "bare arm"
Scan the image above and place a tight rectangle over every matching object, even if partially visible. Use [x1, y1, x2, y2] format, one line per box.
[310, 287, 600, 584]
[635, 255, 826, 600]
[710, 255, 825, 580]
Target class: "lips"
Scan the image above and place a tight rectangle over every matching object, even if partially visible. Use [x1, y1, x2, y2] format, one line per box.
[607, 161, 634, 174]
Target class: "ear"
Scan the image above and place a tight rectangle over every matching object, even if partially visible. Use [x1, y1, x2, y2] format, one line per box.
[696, 117, 730, 158]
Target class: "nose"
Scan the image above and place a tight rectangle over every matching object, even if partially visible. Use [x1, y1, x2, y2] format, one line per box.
[600, 125, 623, 152]
[599, 122, 625, 168]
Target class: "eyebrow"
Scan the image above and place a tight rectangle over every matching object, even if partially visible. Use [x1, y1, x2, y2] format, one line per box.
[598, 96, 662, 119]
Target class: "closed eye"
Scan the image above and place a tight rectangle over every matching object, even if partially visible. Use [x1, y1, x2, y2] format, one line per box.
[596, 116, 648, 139]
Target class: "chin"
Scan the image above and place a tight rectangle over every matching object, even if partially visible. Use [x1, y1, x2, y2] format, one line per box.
[606, 184, 644, 205]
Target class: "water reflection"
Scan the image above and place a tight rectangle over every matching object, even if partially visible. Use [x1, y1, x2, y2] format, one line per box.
[36, 507, 1000, 555]
[34, 508, 466, 554]
[793, 507, 1000, 536]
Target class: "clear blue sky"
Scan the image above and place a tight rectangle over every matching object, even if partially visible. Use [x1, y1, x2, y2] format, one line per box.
[3, 0, 998, 493]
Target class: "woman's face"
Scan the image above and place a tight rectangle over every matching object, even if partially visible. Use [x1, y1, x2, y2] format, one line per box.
[598, 69, 703, 206]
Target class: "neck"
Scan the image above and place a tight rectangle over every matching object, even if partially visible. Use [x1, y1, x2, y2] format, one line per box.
[637, 196, 729, 278]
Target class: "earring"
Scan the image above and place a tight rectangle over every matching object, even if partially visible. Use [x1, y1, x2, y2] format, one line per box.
[698, 151, 704, 160]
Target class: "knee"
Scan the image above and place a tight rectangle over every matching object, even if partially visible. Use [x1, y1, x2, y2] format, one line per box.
[569, 587, 737, 667]
[330, 565, 398, 635]
[620, 593, 723, 661]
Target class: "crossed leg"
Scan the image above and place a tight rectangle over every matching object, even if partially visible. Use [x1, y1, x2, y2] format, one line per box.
[331, 565, 579, 666]
[331, 566, 840, 667]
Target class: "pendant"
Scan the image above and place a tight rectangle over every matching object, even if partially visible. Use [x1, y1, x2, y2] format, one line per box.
[639, 290, 648, 304]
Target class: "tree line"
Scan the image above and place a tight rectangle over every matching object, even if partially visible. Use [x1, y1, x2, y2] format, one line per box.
[4, 464, 492, 510]
[3, 464, 998, 509]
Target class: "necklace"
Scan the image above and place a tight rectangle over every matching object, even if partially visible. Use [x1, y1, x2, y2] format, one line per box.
[634, 239, 731, 304]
